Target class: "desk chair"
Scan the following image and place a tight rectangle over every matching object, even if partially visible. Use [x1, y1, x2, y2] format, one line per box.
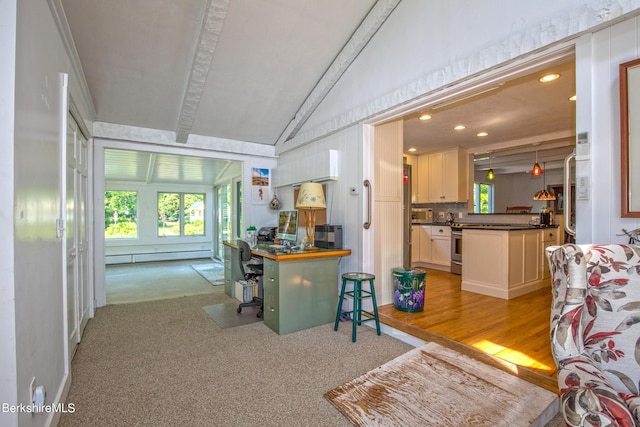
[235, 240, 264, 318]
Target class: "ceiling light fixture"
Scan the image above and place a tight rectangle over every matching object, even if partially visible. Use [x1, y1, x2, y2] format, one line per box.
[419, 114, 432, 120]
[539, 73, 560, 83]
[533, 163, 556, 200]
[477, 132, 488, 137]
[531, 148, 543, 176]
[486, 153, 495, 181]
[408, 147, 417, 152]
[454, 125, 466, 130]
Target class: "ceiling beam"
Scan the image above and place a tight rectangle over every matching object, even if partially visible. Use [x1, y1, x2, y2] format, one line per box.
[175, 0, 229, 143]
[275, 0, 401, 146]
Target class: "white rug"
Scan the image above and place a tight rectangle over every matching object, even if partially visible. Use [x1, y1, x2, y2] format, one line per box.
[325, 342, 559, 426]
[191, 262, 225, 286]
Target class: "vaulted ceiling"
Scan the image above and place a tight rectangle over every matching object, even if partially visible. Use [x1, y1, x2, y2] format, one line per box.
[61, 0, 575, 184]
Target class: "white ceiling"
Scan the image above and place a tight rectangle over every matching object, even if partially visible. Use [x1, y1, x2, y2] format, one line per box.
[61, 1, 575, 184]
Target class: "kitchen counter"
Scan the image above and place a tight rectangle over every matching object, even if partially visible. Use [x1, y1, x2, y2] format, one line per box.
[453, 223, 559, 231]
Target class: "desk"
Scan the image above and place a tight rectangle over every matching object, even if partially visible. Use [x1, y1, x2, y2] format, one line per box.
[223, 241, 351, 335]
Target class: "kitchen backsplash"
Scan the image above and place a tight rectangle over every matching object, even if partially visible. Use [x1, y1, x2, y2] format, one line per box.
[411, 202, 548, 225]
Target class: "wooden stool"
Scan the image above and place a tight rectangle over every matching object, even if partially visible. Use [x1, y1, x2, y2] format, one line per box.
[334, 272, 381, 342]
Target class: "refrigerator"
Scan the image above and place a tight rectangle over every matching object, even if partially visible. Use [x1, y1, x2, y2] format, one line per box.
[403, 164, 412, 267]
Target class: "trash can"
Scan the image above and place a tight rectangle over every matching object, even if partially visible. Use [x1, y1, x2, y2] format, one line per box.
[392, 267, 426, 312]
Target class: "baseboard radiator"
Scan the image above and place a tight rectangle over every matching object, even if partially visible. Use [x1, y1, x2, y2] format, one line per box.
[106, 249, 213, 265]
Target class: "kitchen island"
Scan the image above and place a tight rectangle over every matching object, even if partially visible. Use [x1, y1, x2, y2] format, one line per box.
[461, 225, 560, 299]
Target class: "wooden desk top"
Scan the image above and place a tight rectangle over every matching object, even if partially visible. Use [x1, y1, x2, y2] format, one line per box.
[223, 241, 351, 262]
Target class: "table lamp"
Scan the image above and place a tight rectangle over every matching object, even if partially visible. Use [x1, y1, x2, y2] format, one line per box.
[295, 182, 326, 249]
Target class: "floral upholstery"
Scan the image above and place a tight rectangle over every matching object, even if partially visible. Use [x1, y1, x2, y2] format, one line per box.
[547, 244, 640, 427]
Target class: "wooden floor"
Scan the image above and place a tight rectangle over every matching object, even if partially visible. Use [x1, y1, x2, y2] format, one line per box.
[377, 268, 558, 393]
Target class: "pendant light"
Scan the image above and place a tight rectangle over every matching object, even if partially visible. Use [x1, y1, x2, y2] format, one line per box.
[531, 149, 543, 176]
[485, 153, 495, 180]
[533, 162, 556, 201]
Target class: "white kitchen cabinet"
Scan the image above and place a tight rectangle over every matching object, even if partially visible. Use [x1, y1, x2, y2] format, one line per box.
[417, 225, 432, 262]
[411, 225, 451, 270]
[415, 148, 467, 203]
[540, 228, 560, 280]
[415, 154, 430, 203]
[430, 225, 451, 266]
[410, 226, 421, 264]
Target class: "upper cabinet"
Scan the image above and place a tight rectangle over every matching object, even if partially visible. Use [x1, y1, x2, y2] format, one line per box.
[414, 148, 468, 203]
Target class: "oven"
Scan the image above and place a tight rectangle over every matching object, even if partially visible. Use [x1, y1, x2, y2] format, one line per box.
[450, 226, 462, 275]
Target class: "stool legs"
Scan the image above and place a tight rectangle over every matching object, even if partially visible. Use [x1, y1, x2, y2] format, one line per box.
[335, 275, 380, 342]
[334, 278, 348, 331]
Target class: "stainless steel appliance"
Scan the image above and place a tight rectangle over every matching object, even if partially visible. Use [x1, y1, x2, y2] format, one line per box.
[450, 225, 462, 275]
[411, 208, 433, 223]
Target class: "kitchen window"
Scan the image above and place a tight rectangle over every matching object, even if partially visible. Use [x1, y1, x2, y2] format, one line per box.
[473, 182, 494, 214]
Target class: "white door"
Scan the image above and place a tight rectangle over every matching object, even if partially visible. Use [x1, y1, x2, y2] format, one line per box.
[65, 113, 90, 360]
[65, 113, 79, 359]
[76, 126, 90, 335]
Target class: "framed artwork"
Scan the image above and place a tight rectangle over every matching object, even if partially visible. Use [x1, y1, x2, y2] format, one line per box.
[251, 168, 269, 204]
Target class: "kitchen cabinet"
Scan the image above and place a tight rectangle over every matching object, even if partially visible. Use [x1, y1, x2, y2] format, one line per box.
[415, 155, 430, 203]
[540, 228, 560, 280]
[431, 225, 451, 265]
[413, 148, 467, 203]
[411, 226, 422, 264]
[411, 224, 451, 271]
[462, 228, 545, 299]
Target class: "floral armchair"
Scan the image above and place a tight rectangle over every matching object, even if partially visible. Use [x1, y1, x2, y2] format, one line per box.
[547, 244, 640, 426]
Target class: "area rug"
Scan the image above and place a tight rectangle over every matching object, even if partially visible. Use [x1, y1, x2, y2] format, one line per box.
[202, 302, 262, 329]
[324, 342, 559, 427]
[191, 261, 225, 286]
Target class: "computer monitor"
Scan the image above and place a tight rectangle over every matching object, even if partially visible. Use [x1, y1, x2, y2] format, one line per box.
[277, 210, 298, 242]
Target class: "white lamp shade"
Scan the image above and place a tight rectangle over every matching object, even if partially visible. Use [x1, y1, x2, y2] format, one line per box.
[295, 182, 326, 209]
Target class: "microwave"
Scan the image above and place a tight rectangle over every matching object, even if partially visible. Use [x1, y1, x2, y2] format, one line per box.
[411, 208, 433, 223]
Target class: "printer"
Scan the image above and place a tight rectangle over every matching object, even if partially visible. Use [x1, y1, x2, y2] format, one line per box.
[257, 226, 277, 244]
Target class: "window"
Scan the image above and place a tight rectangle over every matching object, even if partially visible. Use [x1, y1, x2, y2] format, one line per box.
[158, 192, 205, 237]
[473, 182, 494, 214]
[104, 191, 138, 239]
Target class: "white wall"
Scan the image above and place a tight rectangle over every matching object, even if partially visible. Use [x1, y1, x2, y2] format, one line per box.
[274, 125, 364, 276]
[576, 17, 640, 243]
[0, 1, 18, 425]
[7, 0, 94, 425]
[285, 0, 640, 246]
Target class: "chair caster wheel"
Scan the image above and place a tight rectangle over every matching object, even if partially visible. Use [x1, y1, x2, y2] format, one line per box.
[257, 310, 263, 318]
[237, 307, 242, 313]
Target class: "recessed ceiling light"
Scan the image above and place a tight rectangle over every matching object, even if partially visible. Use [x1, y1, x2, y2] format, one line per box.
[569, 95, 576, 101]
[539, 73, 560, 83]
[419, 114, 432, 121]
[453, 125, 466, 130]
[477, 132, 488, 137]
[408, 147, 417, 152]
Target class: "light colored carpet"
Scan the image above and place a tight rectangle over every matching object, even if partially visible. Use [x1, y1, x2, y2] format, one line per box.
[202, 302, 262, 328]
[191, 261, 225, 285]
[325, 342, 560, 426]
[58, 293, 414, 426]
[106, 259, 215, 304]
